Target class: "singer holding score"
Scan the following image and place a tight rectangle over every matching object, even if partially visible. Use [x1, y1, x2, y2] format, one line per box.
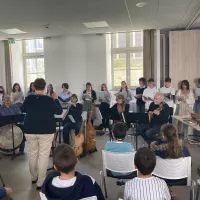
[62, 94, 83, 144]
[135, 78, 146, 113]
[142, 78, 158, 111]
[175, 80, 195, 133]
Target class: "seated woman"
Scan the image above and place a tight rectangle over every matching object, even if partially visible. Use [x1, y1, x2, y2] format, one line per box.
[150, 124, 190, 198]
[45, 84, 55, 97]
[10, 83, 24, 107]
[26, 82, 35, 96]
[150, 124, 190, 158]
[0, 86, 5, 105]
[62, 94, 83, 144]
[59, 83, 72, 108]
[0, 95, 21, 116]
[0, 95, 25, 154]
[109, 95, 129, 140]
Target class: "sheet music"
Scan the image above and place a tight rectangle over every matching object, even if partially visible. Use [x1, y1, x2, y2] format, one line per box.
[68, 115, 76, 123]
[54, 109, 69, 120]
[98, 91, 105, 98]
[83, 93, 91, 101]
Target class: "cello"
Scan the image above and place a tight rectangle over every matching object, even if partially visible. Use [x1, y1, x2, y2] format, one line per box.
[84, 104, 97, 153]
[72, 120, 85, 157]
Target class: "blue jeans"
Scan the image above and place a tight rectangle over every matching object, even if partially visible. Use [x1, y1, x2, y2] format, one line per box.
[194, 99, 200, 136]
[62, 122, 82, 144]
[137, 124, 161, 143]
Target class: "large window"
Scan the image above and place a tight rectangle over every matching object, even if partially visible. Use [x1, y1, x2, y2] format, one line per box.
[23, 39, 45, 89]
[111, 32, 143, 89]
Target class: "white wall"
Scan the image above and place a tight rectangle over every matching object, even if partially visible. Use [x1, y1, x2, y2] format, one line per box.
[10, 41, 24, 92]
[44, 35, 107, 98]
[0, 41, 6, 89]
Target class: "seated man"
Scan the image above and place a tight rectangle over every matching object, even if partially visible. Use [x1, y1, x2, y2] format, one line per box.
[105, 122, 134, 177]
[0, 94, 25, 154]
[137, 93, 170, 143]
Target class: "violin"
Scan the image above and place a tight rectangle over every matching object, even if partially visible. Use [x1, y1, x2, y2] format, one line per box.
[148, 102, 163, 122]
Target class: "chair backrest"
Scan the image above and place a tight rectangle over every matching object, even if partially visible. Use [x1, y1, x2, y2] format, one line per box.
[102, 150, 136, 175]
[152, 156, 191, 186]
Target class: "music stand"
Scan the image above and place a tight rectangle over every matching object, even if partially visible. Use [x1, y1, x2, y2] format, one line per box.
[0, 114, 25, 160]
[128, 112, 149, 150]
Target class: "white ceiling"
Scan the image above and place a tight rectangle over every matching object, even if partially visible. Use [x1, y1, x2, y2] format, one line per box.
[0, 0, 200, 39]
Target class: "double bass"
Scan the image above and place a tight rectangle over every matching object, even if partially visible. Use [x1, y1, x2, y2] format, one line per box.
[84, 104, 97, 153]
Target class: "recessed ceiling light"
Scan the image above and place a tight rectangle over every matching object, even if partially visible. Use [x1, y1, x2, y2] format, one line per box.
[0, 28, 26, 35]
[83, 21, 109, 29]
[136, 2, 148, 7]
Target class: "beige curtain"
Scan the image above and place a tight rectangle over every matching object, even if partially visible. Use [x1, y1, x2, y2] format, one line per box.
[143, 29, 155, 80]
[4, 40, 12, 94]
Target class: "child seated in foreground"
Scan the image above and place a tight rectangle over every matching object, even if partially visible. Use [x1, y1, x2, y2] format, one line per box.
[150, 124, 190, 158]
[41, 144, 105, 200]
[104, 122, 134, 176]
[124, 147, 170, 200]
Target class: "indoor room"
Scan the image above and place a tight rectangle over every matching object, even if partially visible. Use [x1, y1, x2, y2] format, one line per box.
[0, 0, 200, 200]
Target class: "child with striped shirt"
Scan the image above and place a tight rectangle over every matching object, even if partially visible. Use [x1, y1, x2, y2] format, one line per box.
[124, 147, 170, 200]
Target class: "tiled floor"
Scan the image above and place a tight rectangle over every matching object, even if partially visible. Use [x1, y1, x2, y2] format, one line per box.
[0, 133, 200, 200]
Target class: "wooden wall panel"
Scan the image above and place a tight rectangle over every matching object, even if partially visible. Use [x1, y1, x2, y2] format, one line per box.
[170, 30, 200, 90]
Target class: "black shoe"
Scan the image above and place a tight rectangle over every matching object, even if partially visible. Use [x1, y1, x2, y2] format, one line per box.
[36, 186, 41, 190]
[32, 178, 38, 184]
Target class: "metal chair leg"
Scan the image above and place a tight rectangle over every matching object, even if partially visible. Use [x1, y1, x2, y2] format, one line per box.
[196, 180, 200, 200]
[103, 176, 108, 198]
[190, 180, 196, 200]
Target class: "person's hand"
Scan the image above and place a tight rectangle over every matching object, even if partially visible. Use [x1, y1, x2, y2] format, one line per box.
[52, 92, 58, 100]
[153, 110, 160, 115]
[5, 187, 12, 196]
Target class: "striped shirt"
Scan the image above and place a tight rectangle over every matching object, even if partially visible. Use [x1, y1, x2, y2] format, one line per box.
[124, 176, 170, 200]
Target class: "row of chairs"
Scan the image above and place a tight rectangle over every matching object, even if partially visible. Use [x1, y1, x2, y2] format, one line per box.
[100, 150, 196, 200]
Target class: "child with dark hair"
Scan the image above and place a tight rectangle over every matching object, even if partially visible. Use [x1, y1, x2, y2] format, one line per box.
[105, 122, 134, 176]
[41, 144, 105, 200]
[135, 77, 146, 113]
[124, 147, 170, 200]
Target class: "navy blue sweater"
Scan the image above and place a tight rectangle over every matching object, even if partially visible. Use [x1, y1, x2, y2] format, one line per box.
[136, 86, 146, 105]
[21, 95, 63, 134]
[42, 171, 105, 200]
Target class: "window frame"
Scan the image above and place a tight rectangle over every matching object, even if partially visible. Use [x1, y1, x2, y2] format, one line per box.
[111, 31, 143, 90]
[23, 39, 45, 91]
